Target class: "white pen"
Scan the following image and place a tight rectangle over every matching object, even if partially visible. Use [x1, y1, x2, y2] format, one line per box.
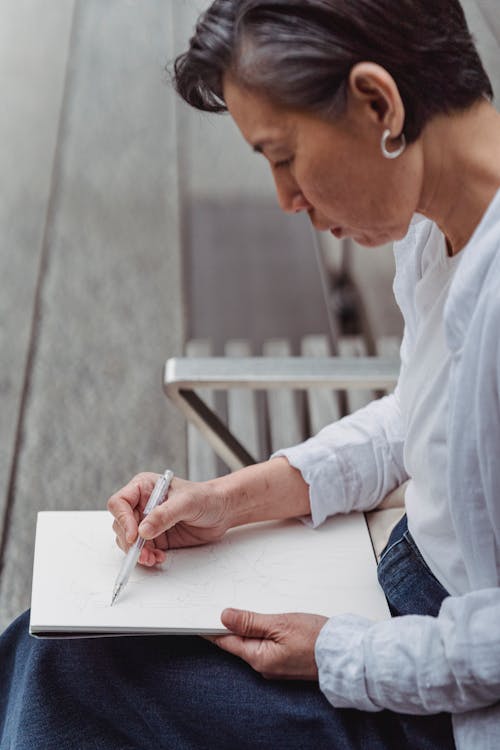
[110, 469, 174, 606]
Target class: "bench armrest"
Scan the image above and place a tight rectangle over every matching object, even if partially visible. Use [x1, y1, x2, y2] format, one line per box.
[164, 355, 399, 392]
[163, 355, 399, 471]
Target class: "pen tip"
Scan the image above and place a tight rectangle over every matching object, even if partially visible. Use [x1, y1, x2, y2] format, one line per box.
[110, 584, 121, 607]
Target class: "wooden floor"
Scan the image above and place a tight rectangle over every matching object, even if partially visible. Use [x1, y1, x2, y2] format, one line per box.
[0, 1, 185, 632]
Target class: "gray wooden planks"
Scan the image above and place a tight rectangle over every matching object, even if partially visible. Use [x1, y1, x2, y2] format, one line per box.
[463, 0, 500, 102]
[0, 0, 185, 630]
[476, 0, 500, 52]
[185, 199, 332, 355]
[0, 0, 75, 564]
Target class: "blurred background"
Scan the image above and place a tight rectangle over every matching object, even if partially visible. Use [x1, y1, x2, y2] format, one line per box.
[0, 0, 498, 629]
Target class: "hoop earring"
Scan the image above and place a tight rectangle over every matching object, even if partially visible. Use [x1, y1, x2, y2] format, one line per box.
[381, 129, 406, 160]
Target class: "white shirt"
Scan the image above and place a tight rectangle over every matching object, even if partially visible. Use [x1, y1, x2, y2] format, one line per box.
[400, 225, 468, 595]
[274, 191, 500, 749]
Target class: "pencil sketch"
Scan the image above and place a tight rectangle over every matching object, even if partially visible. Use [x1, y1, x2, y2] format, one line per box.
[30, 511, 390, 635]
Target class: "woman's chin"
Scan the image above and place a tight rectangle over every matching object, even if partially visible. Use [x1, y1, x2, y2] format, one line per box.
[330, 223, 406, 247]
[351, 234, 389, 248]
[352, 227, 407, 247]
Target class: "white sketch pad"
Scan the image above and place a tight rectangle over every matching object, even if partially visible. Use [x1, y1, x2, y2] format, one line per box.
[30, 511, 390, 637]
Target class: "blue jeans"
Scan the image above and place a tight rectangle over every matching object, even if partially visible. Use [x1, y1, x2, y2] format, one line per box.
[0, 515, 455, 749]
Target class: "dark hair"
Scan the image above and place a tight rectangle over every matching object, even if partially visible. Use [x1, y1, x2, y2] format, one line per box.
[173, 0, 493, 143]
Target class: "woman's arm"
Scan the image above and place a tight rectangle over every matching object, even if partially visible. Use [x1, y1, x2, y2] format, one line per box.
[316, 588, 500, 714]
[213, 456, 311, 526]
[109, 380, 410, 564]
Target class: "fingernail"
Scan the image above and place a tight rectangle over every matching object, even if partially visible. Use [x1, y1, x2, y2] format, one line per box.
[139, 521, 153, 538]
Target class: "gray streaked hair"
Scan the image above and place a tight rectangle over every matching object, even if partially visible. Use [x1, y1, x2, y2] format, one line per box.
[173, 0, 493, 143]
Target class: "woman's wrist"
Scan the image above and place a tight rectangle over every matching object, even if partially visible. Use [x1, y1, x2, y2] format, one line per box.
[211, 457, 311, 529]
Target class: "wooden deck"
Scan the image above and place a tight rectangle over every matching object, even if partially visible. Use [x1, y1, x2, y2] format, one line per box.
[0, 1, 185, 631]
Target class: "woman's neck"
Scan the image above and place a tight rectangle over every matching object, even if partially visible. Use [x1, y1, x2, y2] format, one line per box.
[418, 100, 500, 254]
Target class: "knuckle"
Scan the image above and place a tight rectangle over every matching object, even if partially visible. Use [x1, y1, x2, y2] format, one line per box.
[240, 610, 255, 635]
[107, 495, 118, 513]
[108, 496, 132, 522]
[133, 471, 158, 486]
[152, 502, 168, 519]
[275, 616, 289, 633]
[142, 509, 160, 531]
[149, 503, 171, 529]
[131, 472, 147, 483]
[115, 508, 131, 526]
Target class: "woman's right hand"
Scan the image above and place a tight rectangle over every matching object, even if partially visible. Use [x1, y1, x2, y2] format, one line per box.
[107, 472, 232, 567]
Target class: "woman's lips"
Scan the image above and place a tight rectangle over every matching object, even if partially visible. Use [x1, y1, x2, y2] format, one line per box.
[330, 227, 343, 239]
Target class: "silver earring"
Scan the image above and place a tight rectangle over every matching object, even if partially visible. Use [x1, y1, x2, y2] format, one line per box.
[381, 129, 406, 159]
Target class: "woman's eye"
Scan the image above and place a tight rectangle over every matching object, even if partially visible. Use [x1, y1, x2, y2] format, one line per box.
[274, 158, 293, 169]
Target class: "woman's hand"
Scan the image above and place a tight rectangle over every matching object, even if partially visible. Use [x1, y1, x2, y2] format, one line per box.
[107, 458, 311, 567]
[210, 609, 328, 681]
[107, 472, 231, 567]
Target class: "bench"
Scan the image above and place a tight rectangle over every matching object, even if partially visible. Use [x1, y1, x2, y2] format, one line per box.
[164, 333, 406, 560]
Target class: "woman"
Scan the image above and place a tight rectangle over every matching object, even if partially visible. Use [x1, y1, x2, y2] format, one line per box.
[1, 1, 499, 748]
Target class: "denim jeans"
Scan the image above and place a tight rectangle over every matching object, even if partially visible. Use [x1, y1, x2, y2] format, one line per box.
[377, 514, 451, 618]
[0, 515, 455, 750]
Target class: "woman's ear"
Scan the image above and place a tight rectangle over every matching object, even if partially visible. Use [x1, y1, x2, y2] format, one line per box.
[348, 62, 405, 138]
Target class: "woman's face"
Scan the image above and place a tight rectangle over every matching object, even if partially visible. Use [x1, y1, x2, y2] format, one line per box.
[224, 76, 424, 248]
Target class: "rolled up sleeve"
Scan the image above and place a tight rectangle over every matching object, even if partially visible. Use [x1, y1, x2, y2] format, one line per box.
[273, 391, 408, 525]
[315, 588, 500, 715]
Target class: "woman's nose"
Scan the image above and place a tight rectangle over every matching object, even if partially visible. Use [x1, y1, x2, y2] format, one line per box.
[274, 172, 312, 215]
[275, 183, 312, 214]
[290, 192, 312, 214]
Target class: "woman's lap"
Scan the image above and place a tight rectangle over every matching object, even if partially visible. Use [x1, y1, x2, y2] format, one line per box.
[0, 516, 455, 750]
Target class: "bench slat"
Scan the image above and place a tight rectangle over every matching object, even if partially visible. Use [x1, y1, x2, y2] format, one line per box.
[301, 334, 342, 434]
[263, 339, 304, 453]
[185, 339, 217, 481]
[376, 335, 401, 396]
[338, 336, 374, 413]
[225, 340, 261, 461]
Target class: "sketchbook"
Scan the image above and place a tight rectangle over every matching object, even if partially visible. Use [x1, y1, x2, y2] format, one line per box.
[29, 510, 390, 638]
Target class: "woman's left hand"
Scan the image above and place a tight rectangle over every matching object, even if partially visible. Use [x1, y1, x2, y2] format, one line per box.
[210, 609, 328, 680]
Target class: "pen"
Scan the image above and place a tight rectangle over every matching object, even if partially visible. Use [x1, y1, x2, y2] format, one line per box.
[110, 469, 174, 606]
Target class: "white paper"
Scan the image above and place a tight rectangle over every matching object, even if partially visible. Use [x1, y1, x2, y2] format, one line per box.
[30, 510, 389, 637]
